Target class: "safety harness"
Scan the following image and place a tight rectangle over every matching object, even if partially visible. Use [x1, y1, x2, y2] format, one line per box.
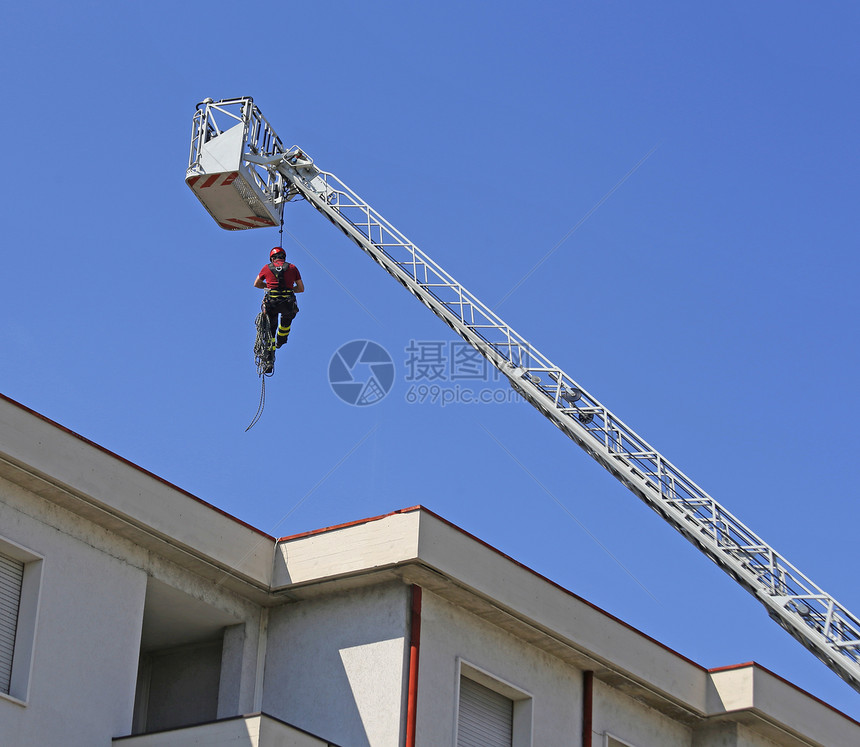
[265, 262, 296, 303]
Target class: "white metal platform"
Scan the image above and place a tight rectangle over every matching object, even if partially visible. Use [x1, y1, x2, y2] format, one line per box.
[186, 98, 285, 231]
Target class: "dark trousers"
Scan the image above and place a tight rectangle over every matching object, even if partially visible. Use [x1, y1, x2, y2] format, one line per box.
[264, 296, 299, 350]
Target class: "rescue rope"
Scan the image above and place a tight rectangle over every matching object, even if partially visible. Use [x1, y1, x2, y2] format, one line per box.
[245, 309, 274, 431]
[247, 213, 284, 432]
[246, 377, 267, 432]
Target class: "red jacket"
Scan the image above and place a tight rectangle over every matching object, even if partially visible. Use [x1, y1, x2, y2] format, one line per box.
[258, 261, 301, 290]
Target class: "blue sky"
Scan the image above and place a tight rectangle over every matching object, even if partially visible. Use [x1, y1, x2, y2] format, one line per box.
[3, 0, 860, 719]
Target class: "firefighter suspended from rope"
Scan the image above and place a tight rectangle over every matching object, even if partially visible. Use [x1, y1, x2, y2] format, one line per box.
[254, 247, 304, 373]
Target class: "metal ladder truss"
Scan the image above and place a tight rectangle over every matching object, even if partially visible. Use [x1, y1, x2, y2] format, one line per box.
[185, 97, 860, 693]
[271, 153, 860, 694]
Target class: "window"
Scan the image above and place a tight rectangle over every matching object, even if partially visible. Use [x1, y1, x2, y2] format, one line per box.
[458, 676, 513, 747]
[456, 660, 532, 747]
[0, 538, 42, 703]
[0, 551, 23, 694]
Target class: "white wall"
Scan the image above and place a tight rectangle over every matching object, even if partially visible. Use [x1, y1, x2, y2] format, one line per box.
[592, 678, 691, 747]
[0, 475, 147, 747]
[692, 721, 795, 747]
[416, 590, 582, 746]
[262, 581, 410, 747]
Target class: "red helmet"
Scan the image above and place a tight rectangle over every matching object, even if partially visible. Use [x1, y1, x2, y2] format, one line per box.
[270, 247, 286, 260]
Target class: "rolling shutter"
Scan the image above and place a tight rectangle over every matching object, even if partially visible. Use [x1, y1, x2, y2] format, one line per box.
[0, 551, 24, 694]
[457, 676, 513, 747]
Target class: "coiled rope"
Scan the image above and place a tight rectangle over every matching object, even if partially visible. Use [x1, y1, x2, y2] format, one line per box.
[245, 308, 274, 431]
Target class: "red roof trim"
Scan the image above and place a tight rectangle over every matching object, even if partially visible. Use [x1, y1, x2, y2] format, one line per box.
[277, 506, 422, 543]
[708, 661, 757, 674]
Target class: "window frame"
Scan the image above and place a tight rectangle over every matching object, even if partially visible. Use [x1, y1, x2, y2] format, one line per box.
[0, 536, 43, 706]
[454, 658, 533, 747]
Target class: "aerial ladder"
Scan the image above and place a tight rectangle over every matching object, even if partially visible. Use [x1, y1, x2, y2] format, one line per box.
[186, 96, 860, 694]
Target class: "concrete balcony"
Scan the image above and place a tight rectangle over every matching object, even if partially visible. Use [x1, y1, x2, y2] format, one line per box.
[113, 713, 340, 747]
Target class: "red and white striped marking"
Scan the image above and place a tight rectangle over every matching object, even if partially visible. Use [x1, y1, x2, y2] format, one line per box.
[186, 171, 239, 189]
[186, 171, 278, 229]
[217, 215, 276, 230]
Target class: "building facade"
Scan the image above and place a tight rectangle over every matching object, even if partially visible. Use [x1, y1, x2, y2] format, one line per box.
[1, 392, 858, 746]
